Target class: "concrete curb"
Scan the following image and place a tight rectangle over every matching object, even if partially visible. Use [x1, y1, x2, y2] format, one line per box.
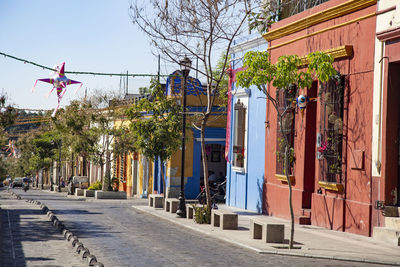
[10, 190, 104, 267]
[131, 205, 400, 267]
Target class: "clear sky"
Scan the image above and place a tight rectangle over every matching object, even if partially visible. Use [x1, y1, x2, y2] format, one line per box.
[0, 0, 173, 111]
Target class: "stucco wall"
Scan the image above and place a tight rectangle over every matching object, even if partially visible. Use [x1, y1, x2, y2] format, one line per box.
[227, 34, 267, 212]
[264, 0, 376, 236]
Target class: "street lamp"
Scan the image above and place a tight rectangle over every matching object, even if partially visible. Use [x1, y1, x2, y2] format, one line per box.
[176, 56, 191, 218]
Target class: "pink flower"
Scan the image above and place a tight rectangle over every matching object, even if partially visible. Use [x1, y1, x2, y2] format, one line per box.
[318, 140, 328, 153]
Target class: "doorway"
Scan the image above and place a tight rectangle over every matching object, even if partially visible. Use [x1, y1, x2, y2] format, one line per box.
[200, 144, 227, 185]
[385, 62, 400, 205]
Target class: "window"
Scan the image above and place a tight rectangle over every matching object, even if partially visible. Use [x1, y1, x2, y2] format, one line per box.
[279, 0, 330, 20]
[318, 75, 344, 183]
[276, 87, 296, 175]
[232, 99, 247, 168]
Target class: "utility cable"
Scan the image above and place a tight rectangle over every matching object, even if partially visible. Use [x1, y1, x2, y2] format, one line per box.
[0, 51, 169, 78]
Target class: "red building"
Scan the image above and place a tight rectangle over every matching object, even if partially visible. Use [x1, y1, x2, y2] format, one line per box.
[262, 0, 377, 236]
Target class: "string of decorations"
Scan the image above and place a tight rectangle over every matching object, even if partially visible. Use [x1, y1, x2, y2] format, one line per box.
[0, 51, 168, 78]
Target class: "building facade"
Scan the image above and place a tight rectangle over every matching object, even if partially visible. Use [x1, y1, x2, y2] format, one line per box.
[113, 71, 227, 200]
[263, 0, 377, 236]
[371, 0, 400, 229]
[226, 34, 267, 212]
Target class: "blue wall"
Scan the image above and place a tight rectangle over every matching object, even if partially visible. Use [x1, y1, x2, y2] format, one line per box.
[188, 128, 226, 199]
[227, 35, 267, 213]
[159, 127, 226, 199]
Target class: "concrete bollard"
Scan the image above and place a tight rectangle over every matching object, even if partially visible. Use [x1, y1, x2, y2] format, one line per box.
[57, 223, 66, 233]
[65, 232, 73, 241]
[71, 239, 79, 248]
[93, 262, 104, 267]
[62, 229, 70, 237]
[68, 234, 77, 242]
[80, 248, 90, 259]
[75, 242, 84, 252]
[86, 254, 97, 266]
[41, 206, 49, 213]
[53, 219, 62, 229]
[49, 214, 57, 222]
[70, 236, 79, 247]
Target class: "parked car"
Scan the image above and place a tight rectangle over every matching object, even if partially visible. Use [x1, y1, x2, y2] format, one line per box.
[3, 178, 11, 186]
[13, 177, 24, 187]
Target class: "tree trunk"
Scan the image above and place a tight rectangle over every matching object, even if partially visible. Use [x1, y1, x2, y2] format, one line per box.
[71, 153, 74, 178]
[284, 145, 295, 249]
[105, 150, 112, 191]
[200, 116, 212, 210]
[100, 158, 104, 184]
[160, 159, 166, 200]
[83, 156, 87, 176]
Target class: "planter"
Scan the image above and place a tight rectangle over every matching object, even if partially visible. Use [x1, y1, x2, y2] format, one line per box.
[95, 190, 127, 200]
[84, 189, 96, 197]
[75, 188, 84, 196]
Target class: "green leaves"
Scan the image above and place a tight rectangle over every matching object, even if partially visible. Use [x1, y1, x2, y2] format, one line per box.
[237, 51, 274, 89]
[307, 51, 336, 83]
[127, 78, 182, 162]
[237, 50, 336, 92]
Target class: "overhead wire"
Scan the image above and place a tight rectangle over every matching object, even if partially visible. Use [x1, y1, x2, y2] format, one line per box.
[0, 51, 169, 78]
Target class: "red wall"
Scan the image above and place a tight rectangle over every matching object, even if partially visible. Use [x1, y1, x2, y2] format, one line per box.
[264, 0, 376, 236]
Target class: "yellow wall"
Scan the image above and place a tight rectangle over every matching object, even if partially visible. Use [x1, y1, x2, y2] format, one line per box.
[149, 160, 153, 194]
[167, 130, 194, 178]
[138, 154, 143, 194]
[126, 153, 133, 196]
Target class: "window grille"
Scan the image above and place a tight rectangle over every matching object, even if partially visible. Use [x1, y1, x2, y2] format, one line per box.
[318, 75, 345, 183]
[113, 158, 117, 177]
[122, 154, 127, 182]
[279, 0, 330, 19]
[232, 100, 246, 168]
[276, 86, 296, 175]
[120, 155, 124, 180]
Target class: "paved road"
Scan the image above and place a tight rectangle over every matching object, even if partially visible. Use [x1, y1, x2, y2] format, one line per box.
[0, 188, 386, 267]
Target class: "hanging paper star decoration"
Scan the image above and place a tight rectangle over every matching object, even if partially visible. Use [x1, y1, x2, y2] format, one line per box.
[32, 62, 82, 117]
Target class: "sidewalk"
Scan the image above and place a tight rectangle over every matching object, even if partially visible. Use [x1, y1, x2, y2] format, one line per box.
[132, 203, 400, 266]
[0, 189, 84, 267]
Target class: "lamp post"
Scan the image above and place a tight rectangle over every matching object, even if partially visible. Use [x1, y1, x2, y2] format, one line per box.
[176, 56, 191, 218]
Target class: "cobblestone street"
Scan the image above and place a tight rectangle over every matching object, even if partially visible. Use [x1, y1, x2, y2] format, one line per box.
[0, 188, 388, 267]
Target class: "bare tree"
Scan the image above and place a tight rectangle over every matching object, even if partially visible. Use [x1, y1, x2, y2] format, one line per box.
[130, 0, 256, 210]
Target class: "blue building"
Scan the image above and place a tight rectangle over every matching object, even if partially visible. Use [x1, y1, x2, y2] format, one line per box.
[152, 71, 227, 199]
[226, 34, 267, 212]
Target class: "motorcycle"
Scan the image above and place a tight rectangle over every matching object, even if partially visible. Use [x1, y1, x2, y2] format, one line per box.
[196, 180, 226, 206]
[23, 182, 29, 192]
